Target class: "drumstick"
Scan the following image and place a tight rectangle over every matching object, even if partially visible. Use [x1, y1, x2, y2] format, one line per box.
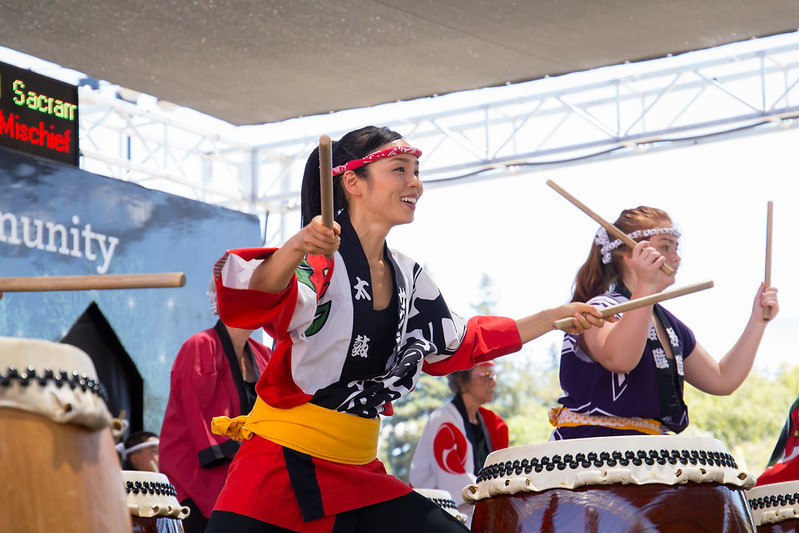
[319, 134, 335, 259]
[319, 135, 334, 229]
[763, 200, 773, 321]
[546, 180, 674, 276]
[0, 273, 186, 292]
[553, 280, 714, 331]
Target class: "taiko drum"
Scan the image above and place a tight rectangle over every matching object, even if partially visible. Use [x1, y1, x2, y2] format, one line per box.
[465, 435, 756, 533]
[0, 337, 131, 533]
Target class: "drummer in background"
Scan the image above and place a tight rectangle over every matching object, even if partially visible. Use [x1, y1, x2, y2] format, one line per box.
[204, 125, 608, 533]
[159, 281, 272, 533]
[550, 206, 779, 440]
[753, 394, 799, 485]
[116, 430, 160, 472]
[410, 361, 508, 526]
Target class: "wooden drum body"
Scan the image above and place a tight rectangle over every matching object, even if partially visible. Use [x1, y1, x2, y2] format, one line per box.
[747, 481, 799, 532]
[465, 435, 756, 533]
[0, 337, 131, 533]
[123, 470, 189, 533]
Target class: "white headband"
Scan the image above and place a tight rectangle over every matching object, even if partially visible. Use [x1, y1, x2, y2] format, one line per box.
[208, 289, 218, 316]
[115, 439, 159, 460]
[594, 226, 681, 264]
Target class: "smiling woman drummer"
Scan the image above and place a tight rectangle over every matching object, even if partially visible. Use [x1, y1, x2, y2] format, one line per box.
[204, 125, 607, 533]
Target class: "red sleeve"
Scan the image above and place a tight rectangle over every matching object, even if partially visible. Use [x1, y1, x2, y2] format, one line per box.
[214, 248, 299, 336]
[756, 461, 799, 486]
[422, 315, 522, 376]
[479, 407, 509, 450]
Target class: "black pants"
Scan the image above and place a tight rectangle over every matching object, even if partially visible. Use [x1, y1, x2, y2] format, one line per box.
[204, 491, 469, 533]
[181, 498, 210, 533]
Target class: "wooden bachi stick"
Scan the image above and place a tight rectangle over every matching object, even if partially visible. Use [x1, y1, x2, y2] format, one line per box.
[547, 180, 674, 276]
[553, 280, 714, 331]
[319, 134, 335, 259]
[319, 135, 334, 229]
[0, 272, 186, 292]
[764, 201, 774, 321]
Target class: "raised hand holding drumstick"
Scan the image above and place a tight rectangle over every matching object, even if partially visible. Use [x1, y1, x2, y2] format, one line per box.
[243, 136, 340, 294]
[749, 201, 779, 327]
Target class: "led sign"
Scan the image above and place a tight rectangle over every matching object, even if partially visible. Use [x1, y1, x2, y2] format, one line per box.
[0, 60, 79, 166]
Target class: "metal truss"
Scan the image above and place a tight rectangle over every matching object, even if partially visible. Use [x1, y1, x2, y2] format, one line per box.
[76, 33, 799, 245]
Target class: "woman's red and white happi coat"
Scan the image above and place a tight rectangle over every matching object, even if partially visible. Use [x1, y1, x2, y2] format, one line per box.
[212, 212, 521, 532]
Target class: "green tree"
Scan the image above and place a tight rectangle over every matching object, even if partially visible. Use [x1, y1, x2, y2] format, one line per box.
[683, 364, 799, 474]
[491, 343, 563, 446]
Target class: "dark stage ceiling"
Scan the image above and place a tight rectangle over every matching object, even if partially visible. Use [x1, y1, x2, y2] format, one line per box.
[3, 1, 799, 126]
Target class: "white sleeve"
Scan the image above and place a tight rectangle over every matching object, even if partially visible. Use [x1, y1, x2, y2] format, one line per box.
[408, 405, 476, 521]
[409, 414, 436, 488]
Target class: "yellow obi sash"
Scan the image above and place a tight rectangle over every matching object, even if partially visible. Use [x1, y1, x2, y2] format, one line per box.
[211, 397, 380, 465]
[548, 406, 667, 436]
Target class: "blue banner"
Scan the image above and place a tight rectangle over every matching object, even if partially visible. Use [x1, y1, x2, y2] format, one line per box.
[0, 147, 264, 431]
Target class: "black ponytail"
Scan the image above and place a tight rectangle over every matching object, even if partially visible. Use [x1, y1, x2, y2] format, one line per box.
[300, 146, 323, 227]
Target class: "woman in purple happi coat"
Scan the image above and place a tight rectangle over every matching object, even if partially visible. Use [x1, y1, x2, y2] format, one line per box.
[551, 206, 780, 439]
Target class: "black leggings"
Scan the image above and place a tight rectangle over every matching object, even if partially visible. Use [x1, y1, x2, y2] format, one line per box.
[181, 498, 210, 533]
[204, 491, 469, 533]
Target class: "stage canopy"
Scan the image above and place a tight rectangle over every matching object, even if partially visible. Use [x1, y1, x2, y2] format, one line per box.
[3, 1, 799, 126]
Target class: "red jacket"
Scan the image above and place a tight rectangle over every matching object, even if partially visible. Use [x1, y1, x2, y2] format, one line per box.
[159, 321, 271, 518]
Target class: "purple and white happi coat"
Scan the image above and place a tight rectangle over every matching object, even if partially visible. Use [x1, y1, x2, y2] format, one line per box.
[554, 288, 697, 439]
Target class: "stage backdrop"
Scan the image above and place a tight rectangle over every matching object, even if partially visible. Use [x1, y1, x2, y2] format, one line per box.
[0, 146, 264, 432]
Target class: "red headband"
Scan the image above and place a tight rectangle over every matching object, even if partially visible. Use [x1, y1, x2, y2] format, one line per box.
[331, 146, 422, 176]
